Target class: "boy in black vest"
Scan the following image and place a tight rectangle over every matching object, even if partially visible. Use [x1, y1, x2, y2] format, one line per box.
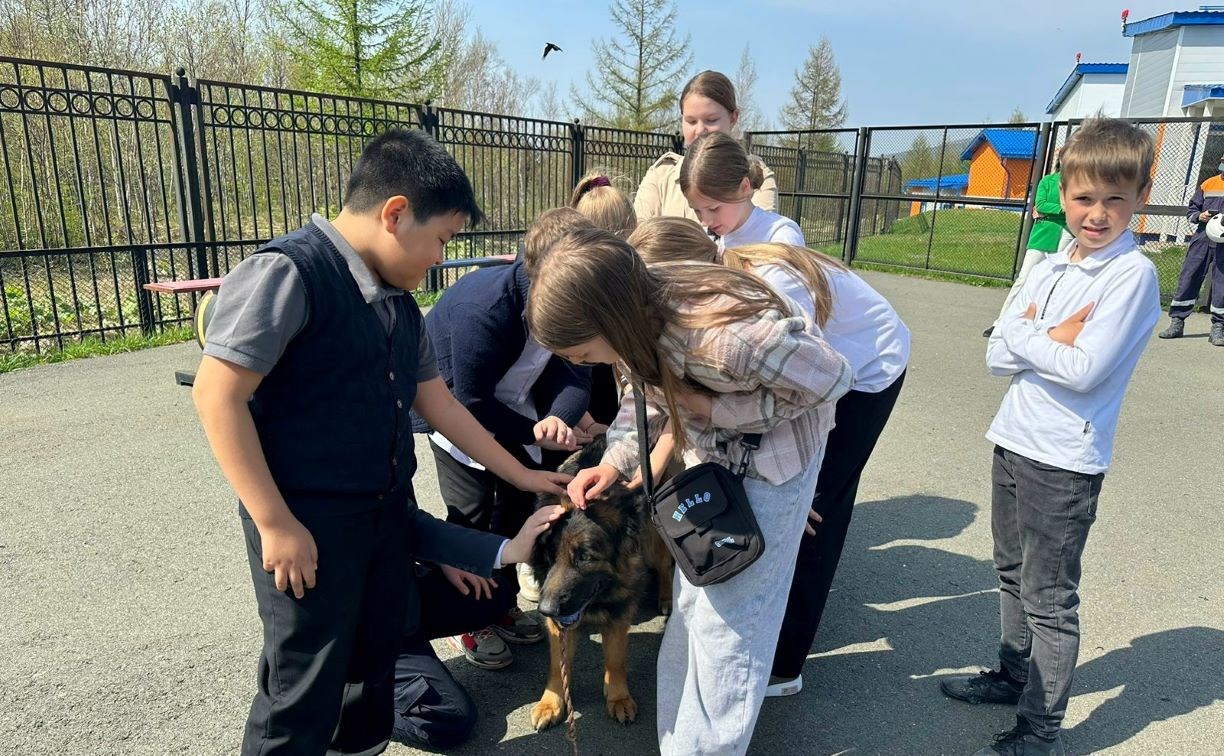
[192, 129, 570, 756]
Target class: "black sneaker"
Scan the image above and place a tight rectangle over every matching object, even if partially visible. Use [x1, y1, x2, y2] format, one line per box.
[940, 668, 1023, 705]
[1210, 322, 1224, 347]
[1157, 318, 1185, 339]
[972, 721, 1065, 756]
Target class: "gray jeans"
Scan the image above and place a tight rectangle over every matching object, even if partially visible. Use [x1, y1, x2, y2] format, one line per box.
[992, 446, 1104, 739]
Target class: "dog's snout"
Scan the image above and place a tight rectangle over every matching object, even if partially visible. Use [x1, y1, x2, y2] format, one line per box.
[538, 593, 565, 618]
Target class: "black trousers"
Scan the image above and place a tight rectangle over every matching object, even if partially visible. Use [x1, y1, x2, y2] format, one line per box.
[240, 501, 411, 756]
[772, 372, 906, 679]
[391, 565, 518, 749]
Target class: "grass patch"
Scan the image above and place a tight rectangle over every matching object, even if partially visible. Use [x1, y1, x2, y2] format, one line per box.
[0, 326, 194, 375]
[819, 209, 1023, 281]
[412, 290, 445, 308]
[821, 209, 1190, 303]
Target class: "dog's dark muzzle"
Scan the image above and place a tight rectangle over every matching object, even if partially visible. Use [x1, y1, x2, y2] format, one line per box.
[538, 577, 605, 628]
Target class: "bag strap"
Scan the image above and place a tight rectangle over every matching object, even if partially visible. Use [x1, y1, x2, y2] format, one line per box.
[633, 382, 763, 494]
[634, 383, 656, 501]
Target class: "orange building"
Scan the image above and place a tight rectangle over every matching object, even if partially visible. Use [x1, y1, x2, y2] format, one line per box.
[960, 129, 1037, 200]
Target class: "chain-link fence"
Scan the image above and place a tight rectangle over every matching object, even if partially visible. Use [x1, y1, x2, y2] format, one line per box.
[753, 119, 1223, 306]
[1050, 118, 1224, 303]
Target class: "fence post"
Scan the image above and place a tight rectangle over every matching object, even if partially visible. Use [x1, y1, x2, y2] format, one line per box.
[793, 148, 809, 233]
[171, 67, 208, 279]
[672, 132, 684, 155]
[844, 127, 870, 265]
[570, 120, 586, 187]
[417, 100, 439, 137]
[131, 246, 155, 336]
[1014, 121, 1053, 280]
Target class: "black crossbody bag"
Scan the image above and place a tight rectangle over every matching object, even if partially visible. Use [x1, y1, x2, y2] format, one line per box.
[634, 384, 765, 586]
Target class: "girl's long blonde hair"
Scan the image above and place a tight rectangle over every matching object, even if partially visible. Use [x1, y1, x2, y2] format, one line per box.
[570, 174, 637, 237]
[527, 227, 791, 455]
[628, 216, 847, 327]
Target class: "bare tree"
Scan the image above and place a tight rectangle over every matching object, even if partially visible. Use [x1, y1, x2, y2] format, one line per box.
[732, 45, 766, 137]
[780, 36, 847, 151]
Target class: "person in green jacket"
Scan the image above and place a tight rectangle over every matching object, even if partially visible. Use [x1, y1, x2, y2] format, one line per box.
[984, 157, 1069, 337]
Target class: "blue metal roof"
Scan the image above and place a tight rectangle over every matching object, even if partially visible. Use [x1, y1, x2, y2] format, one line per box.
[960, 129, 1038, 161]
[1124, 9, 1224, 37]
[1183, 83, 1224, 107]
[904, 173, 969, 193]
[1045, 63, 1129, 114]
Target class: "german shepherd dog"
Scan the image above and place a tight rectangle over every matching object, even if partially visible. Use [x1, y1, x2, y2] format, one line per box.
[528, 438, 673, 731]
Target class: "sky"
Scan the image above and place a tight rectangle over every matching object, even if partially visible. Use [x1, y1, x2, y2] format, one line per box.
[461, 0, 1181, 127]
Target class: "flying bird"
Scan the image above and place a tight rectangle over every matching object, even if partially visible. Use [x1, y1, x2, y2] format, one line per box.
[542, 42, 562, 60]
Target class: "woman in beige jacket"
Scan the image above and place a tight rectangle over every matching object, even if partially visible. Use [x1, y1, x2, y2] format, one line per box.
[634, 70, 777, 222]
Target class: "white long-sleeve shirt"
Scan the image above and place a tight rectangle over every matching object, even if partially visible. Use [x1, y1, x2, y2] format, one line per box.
[985, 231, 1160, 475]
[756, 263, 910, 393]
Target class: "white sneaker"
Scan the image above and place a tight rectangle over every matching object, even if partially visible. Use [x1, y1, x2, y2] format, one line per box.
[517, 562, 541, 603]
[764, 674, 803, 698]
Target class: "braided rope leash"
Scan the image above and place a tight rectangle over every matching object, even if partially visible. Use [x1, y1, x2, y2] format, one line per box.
[558, 627, 578, 756]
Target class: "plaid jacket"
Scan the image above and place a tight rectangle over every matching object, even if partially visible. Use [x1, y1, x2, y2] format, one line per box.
[602, 296, 853, 485]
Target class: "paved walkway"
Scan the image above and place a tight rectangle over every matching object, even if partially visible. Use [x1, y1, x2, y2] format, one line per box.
[1, 271, 1220, 755]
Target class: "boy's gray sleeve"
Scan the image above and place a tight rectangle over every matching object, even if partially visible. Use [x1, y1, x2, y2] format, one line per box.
[416, 326, 439, 382]
[202, 254, 307, 375]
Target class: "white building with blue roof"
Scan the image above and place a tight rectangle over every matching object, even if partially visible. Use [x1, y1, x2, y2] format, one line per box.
[1046, 63, 1129, 120]
[1045, 6, 1224, 119]
[1043, 7, 1224, 242]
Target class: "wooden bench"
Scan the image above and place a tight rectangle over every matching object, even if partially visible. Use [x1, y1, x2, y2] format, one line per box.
[143, 279, 222, 386]
[432, 254, 516, 270]
[142, 278, 224, 295]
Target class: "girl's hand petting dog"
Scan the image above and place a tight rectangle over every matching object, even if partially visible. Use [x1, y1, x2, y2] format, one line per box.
[502, 504, 567, 564]
[567, 463, 621, 508]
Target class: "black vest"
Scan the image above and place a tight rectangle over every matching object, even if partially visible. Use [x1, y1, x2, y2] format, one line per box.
[248, 224, 420, 515]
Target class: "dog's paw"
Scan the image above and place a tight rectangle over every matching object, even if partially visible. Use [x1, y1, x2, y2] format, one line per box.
[531, 693, 566, 731]
[658, 598, 672, 616]
[606, 693, 637, 724]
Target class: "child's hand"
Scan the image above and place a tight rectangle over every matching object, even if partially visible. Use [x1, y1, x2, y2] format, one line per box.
[502, 505, 567, 564]
[1021, 302, 1037, 321]
[260, 517, 318, 599]
[534, 416, 580, 451]
[804, 507, 824, 537]
[513, 467, 573, 495]
[1200, 210, 1213, 222]
[581, 422, 609, 437]
[440, 564, 497, 600]
[1048, 303, 1093, 346]
[567, 464, 620, 508]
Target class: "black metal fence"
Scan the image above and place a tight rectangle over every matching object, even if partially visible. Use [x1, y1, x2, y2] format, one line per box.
[0, 56, 686, 353]
[762, 118, 1223, 305]
[5, 54, 1221, 354]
